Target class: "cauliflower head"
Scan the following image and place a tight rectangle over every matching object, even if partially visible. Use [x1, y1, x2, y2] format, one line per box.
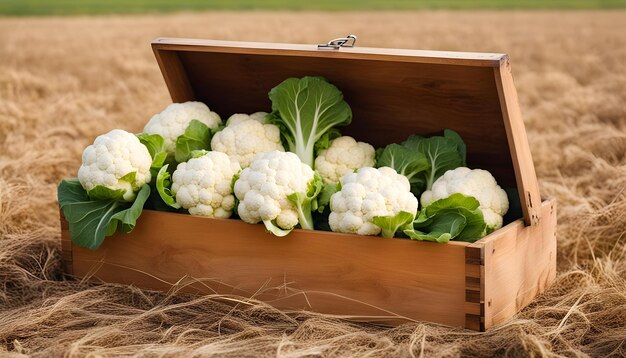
[421, 167, 509, 231]
[314, 136, 376, 184]
[210, 112, 284, 168]
[78, 129, 152, 202]
[233, 150, 317, 233]
[171, 151, 241, 218]
[143, 101, 222, 153]
[329, 167, 418, 236]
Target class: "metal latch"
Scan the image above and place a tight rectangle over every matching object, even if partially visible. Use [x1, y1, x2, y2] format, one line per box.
[318, 35, 357, 50]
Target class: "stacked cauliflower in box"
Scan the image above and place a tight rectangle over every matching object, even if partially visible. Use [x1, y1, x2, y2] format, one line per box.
[59, 76, 510, 250]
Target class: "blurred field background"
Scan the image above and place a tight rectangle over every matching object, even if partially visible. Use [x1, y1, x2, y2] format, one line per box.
[2, 0, 626, 15]
[1, 1, 626, 357]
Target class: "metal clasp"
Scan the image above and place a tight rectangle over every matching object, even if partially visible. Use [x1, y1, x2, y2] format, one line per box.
[318, 35, 357, 50]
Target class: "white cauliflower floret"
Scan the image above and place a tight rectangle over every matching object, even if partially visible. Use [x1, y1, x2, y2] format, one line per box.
[226, 112, 267, 125]
[421, 167, 509, 231]
[329, 167, 418, 236]
[211, 112, 284, 168]
[171, 151, 241, 218]
[78, 129, 152, 202]
[143, 101, 222, 153]
[314, 136, 376, 184]
[233, 151, 316, 232]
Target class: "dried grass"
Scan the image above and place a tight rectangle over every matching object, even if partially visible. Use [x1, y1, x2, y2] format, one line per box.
[1, 10, 625, 357]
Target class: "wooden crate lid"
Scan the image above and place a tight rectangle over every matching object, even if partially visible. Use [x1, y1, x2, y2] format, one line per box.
[152, 37, 541, 226]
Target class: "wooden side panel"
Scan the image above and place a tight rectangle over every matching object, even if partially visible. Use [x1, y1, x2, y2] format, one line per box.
[494, 62, 542, 226]
[64, 210, 470, 326]
[152, 49, 195, 103]
[59, 212, 73, 276]
[474, 199, 557, 329]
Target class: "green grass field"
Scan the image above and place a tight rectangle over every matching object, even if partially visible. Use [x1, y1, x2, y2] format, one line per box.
[1, 0, 626, 16]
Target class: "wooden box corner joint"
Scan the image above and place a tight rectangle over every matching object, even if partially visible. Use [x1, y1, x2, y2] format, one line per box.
[463, 199, 557, 331]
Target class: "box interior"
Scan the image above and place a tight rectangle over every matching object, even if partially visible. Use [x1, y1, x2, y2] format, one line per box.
[154, 41, 526, 222]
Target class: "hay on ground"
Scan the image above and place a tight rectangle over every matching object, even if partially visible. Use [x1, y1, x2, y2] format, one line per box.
[0, 10, 625, 357]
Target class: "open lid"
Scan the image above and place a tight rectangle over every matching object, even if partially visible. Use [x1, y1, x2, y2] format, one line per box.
[152, 37, 541, 226]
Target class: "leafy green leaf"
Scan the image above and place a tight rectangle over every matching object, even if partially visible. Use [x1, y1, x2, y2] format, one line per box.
[420, 192, 480, 218]
[119, 171, 136, 184]
[190, 149, 209, 159]
[108, 185, 151, 234]
[175, 119, 212, 163]
[401, 133, 465, 192]
[372, 211, 416, 238]
[267, 76, 352, 167]
[444, 129, 467, 166]
[87, 185, 127, 201]
[405, 211, 465, 243]
[315, 182, 339, 213]
[58, 178, 89, 206]
[404, 229, 453, 243]
[156, 165, 181, 209]
[137, 133, 168, 169]
[455, 207, 487, 242]
[58, 180, 150, 250]
[375, 130, 466, 198]
[375, 143, 430, 189]
[230, 171, 241, 216]
[287, 172, 323, 231]
[407, 193, 486, 243]
[263, 219, 292, 237]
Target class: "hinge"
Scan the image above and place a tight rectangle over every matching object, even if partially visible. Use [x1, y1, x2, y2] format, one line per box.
[318, 35, 357, 50]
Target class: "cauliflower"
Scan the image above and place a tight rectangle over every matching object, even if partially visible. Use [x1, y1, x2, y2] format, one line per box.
[170, 151, 241, 218]
[314, 136, 376, 184]
[329, 167, 418, 237]
[420, 167, 509, 231]
[210, 112, 284, 168]
[78, 129, 152, 202]
[233, 150, 322, 236]
[143, 101, 222, 153]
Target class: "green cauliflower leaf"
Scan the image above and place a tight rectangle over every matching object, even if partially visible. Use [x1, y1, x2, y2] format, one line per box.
[267, 76, 352, 167]
[404, 193, 486, 243]
[58, 179, 150, 250]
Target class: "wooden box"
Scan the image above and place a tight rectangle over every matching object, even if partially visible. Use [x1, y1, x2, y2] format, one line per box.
[60, 37, 557, 331]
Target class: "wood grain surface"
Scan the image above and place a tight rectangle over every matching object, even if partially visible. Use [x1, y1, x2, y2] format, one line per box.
[65, 210, 471, 327]
[472, 198, 557, 329]
[494, 60, 543, 226]
[61, 197, 557, 330]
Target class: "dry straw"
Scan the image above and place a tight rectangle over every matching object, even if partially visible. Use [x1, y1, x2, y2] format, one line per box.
[1, 10, 625, 357]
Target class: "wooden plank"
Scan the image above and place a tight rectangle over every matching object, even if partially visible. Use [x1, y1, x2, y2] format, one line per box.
[152, 37, 507, 67]
[473, 198, 557, 329]
[59, 211, 74, 276]
[494, 61, 542, 226]
[152, 48, 195, 103]
[64, 209, 470, 327]
[465, 314, 484, 332]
